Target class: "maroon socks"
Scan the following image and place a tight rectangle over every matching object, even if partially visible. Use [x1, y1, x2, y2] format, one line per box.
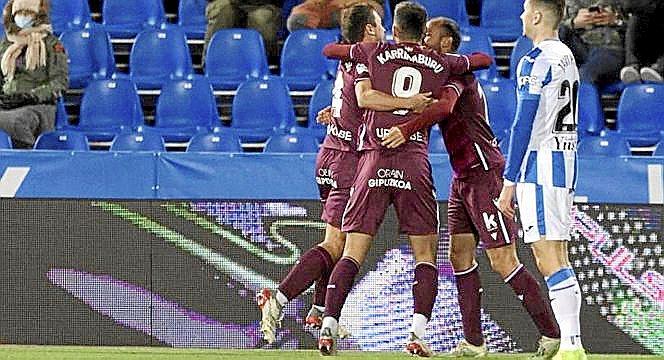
[454, 263, 484, 346]
[278, 246, 334, 302]
[505, 264, 560, 339]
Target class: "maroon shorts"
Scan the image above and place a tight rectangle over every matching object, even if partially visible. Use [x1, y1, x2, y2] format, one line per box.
[315, 148, 359, 228]
[341, 150, 438, 236]
[448, 167, 517, 249]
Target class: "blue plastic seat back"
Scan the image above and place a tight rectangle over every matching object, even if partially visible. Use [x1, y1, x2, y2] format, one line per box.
[55, 97, 68, 129]
[59, 25, 115, 86]
[264, 134, 320, 153]
[156, 77, 218, 129]
[79, 79, 144, 129]
[480, 0, 524, 41]
[34, 131, 89, 150]
[51, 0, 91, 33]
[178, 0, 206, 29]
[578, 82, 604, 137]
[308, 78, 334, 130]
[458, 27, 497, 80]
[577, 133, 631, 157]
[187, 132, 243, 152]
[428, 129, 447, 154]
[0, 129, 11, 149]
[102, 0, 165, 28]
[481, 79, 517, 141]
[510, 36, 534, 79]
[130, 27, 193, 87]
[205, 29, 269, 84]
[280, 30, 339, 82]
[418, 0, 469, 27]
[110, 132, 165, 152]
[232, 77, 296, 131]
[617, 84, 664, 137]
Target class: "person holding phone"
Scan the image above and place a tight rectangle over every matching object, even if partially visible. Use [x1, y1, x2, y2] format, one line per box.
[559, 1, 626, 88]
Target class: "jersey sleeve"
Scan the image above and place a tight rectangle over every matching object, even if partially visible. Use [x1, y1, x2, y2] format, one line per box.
[350, 42, 378, 83]
[444, 53, 471, 75]
[516, 52, 554, 100]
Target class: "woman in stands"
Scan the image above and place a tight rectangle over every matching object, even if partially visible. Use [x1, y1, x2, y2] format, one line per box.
[0, 0, 68, 148]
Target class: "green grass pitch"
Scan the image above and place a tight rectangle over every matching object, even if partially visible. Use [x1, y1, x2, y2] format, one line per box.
[0, 347, 662, 360]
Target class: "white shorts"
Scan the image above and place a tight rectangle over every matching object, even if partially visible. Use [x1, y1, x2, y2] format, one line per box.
[515, 183, 574, 243]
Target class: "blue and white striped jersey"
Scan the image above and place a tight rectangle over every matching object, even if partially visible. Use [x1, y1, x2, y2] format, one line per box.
[506, 39, 579, 189]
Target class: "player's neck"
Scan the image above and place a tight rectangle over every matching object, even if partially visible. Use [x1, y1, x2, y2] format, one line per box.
[530, 29, 558, 46]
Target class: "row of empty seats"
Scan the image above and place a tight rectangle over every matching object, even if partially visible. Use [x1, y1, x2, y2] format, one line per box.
[2, 127, 663, 157]
[0, 129, 321, 153]
[62, 26, 339, 91]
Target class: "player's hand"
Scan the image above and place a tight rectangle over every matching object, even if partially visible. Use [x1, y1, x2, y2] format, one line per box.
[407, 92, 434, 114]
[573, 8, 595, 29]
[497, 184, 516, 219]
[381, 127, 407, 148]
[316, 106, 333, 125]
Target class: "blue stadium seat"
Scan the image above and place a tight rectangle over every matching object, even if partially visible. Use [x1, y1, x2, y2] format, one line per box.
[129, 27, 193, 89]
[280, 30, 339, 91]
[149, 76, 219, 141]
[578, 82, 604, 137]
[617, 84, 664, 146]
[480, 0, 524, 42]
[0, 130, 11, 149]
[481, 78, 516, 142]
[59, 25, 116, 88]
[428, 129, 447, 153]
[51, 0, 91, 34]
[264, 134, 320, 153]
[34, 130, 89, 150]
[383, 0, 393, 34]
[102, 0, 166, 38]
[418, 0, 469, 28]
[510, 36, 533, 79]
[110, 131, 165, 152]
[577, 132, 631, 157]
[205, 29, 269, 90]
[232, 77, 296, 142]
[187, 132, 243, 152]
[178, 0, 206, 40]
[307, 78, 334, 140]
[458, 27, 497, 81]
[70, 79, 144, 141]
[55, 97, 68, 129]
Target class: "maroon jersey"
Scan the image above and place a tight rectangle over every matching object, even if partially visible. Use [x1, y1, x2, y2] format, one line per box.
[350, 41, 472, 155]
[441, 73, 505, 178]
[321, 60, 363, 152]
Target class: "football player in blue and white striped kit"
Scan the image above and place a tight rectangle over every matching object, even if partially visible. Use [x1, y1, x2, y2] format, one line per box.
[497, 1, 586, 359]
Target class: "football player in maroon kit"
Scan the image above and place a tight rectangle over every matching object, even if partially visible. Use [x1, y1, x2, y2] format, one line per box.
[318, 2, 493, 356]
[256, 4, 434, 346]
[381, 17, 561, 359]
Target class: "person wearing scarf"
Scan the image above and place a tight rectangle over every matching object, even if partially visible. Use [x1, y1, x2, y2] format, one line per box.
[0, 0, 68, 148]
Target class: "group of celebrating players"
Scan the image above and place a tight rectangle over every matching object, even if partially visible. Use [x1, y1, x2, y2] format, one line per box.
[256, 0, 586, 359]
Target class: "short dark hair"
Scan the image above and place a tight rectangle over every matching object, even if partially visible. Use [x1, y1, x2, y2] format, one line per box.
[394, 1, 427, 41]
[341, 4, 376, 44]
[430, 17, 461, 52]
[532, 0, 565, 27]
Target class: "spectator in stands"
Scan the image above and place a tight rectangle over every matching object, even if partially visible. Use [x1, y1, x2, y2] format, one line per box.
[559, 0, 626, 87]
[0, 0, 68, 149]
[619, 0, 664, 83]
[287, 0, 383, 32]
[204, 0, 282, 60]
